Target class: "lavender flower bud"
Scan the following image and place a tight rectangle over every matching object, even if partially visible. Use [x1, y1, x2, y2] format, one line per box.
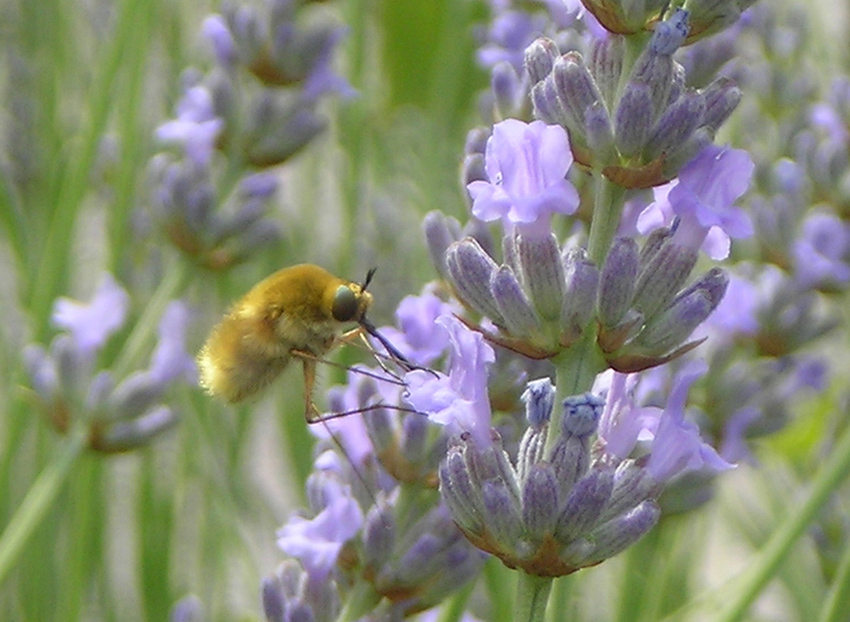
[362, 505, 396, 568]
[465, 126, 490, 156]
[446, 238, 504, 323]
[599, 462, 660, 524]
[561, 394, 604, 438]
[440, 448, 485, 535]
[522, 463, 560, 540]
[530, 76, 570, 126]
[701, 77, 742, 132]
[552, 52, 604, 141]
[632, 243, 699, 319]
[522, 377, 555, 427]
[516, 232, 566, 321]
[560, 248, 599, 343]
[106, 372, 165, 421]
[517, 417, 549, 484]
[598, 237, 639, 328]
[580, 500, 660, 566]
[644, 90, 706, 161]
[462, 153, 487, 188]
[585, 101, 615, 162]
[92, 406, 178, 453]
[548, 433, 591, 502]
[261, 575, 286, 622]
[636, 286, 719, 356]
[525, 37, 559, 85]
[615, 82, 654, 158]
[400, 413, 430, 465]
[481, 479, 524, 545]
[554, 468, 614, 542]
[363, 407, 395, 456]
[23, 344, 58, 401]
[423, 210, 461, 278]
[492, 61, 522, 118]
[491, 265, 542, 337]
[649, 8, 690, 55]
[589, 35, 624, 109]
[628, 46, 675, 120]
[463, 217, 496, 261]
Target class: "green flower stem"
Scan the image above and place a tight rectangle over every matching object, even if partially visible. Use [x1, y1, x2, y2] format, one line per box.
[111, 259, 191, 380]
[336, 580, 382, 622]
[515, 571, 554, 622]
[587, 172, 627, 267]
[819, 522, 850, 622]
[29, 0, 148, 336]
[546, 324, 607, 456]
[0, 423, 88, 587]
[667, 417, 850, 622]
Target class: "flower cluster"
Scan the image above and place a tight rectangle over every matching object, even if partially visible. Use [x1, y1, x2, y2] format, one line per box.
[23, 275, 196, 452]
[149, 0, 352, 269]
[257, 2, 847, 621]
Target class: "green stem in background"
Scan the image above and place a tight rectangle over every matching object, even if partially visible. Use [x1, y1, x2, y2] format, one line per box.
[586, 172, 627, 267]
[515, 572, 554, 622]
[664, 414, 850, 622]
[0, 423, 88, 587]
[819, 522, 850, 622]
[28, 0, 147, 336]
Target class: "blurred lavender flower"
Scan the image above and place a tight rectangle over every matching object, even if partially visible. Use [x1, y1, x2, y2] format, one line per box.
[149, 0, 352, 270]
[52, 274, 130, 357]
[277, 468, 364, 582]
[23, 275, 195, 452]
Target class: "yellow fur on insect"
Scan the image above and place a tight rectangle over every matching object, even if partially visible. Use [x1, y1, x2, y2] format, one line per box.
[198, 264, 373, 414]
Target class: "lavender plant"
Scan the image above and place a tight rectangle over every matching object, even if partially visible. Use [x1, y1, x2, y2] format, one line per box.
[4, 1, 850, 622]
[257, 3, 850, 622]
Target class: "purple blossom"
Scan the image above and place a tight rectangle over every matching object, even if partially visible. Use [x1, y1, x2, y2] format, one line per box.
[52, 274, 130, 356]
[467, 119, 579, 236]
[201, 14, 236, 66]
[300, 27, 357, 101]
[810, 102, 849, 144]
[148, 301, 198, 385]
[477, 11, 547, 72]
[596, 371, 659, 460]
[700, 272, 759, 337]
[792, 211, 850, 288]
[277, 476, 364, 581]
[638, 145, 754, 259]
[405, 315, 494, 446]
[721, 406, 760, 463]
[375, 289, 458, 366]
[155, 85, 224, 166]
[597, 363, 733, 482]
[644, 361, 735, 482]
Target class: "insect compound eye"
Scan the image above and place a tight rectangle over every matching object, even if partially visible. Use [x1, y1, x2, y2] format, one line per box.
[331, 285, 360, 321]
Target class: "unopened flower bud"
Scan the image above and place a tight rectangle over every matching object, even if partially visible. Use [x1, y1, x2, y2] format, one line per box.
[423, 211, 462, 278]
[446, 238, 504, 323]
[644, 90, 706, 161]
[561, 249, 599, 343]
[491, 265, 542, 337]
[598, 237, 639, 328]
[525, 37, 559, 85]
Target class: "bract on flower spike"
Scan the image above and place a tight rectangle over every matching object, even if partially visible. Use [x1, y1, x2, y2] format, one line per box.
[198, 263, 425, 421]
